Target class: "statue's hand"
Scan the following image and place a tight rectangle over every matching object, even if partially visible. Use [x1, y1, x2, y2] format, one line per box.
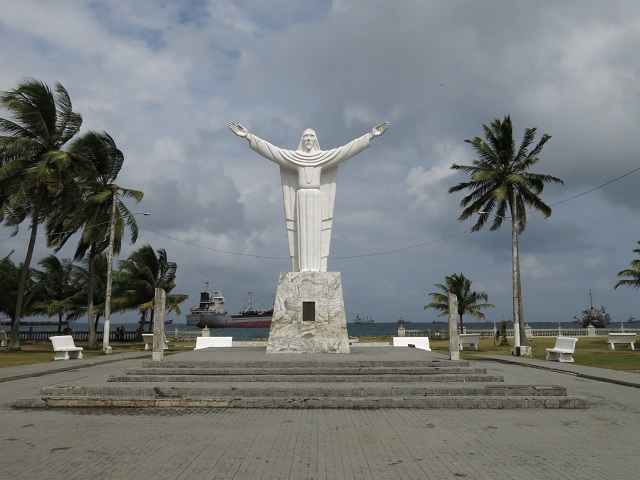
[229, 121, 249, 138]
[371, 121, 389, 137]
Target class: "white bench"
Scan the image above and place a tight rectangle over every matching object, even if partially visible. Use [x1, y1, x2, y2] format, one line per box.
[458, 333, 481, 351]
[607, 333, 636, 350]
[545, 336, 578, 363]
[49, 335, 83, 360]
[393, 337, 431, 351]
[142, 334, 168, 350]
[0, 330, 7, 347]
[195, 336, 233, 350]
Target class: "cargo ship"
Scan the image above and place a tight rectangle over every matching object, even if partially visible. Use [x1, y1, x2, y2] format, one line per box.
[186, 285, 272, 328]
[579, 289, 611, 328]
[227, 292, 273, 327]
[353, 314, 374, 324]
[186, 282, 232, 328]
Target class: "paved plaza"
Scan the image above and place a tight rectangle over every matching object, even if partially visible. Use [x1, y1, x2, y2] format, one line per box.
[1, 348, 639, 479]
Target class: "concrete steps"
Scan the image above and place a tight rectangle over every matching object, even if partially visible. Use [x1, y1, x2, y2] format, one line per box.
[39, 395, 585, 409]
[108, 373, 504, 383]
[31, 353, 589, 409]
[112, 363, 503, 383]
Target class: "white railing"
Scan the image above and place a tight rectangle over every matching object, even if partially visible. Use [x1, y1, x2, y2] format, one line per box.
[400, 326, 640, 339]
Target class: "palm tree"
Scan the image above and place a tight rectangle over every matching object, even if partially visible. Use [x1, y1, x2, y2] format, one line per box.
[448, 115, 563, 345]
[114, 245, 187, 338]
[615, 242, 640, 290]
[46, 131, 143, 349]
[64, 253, 108, 332]
[425, 273, 494, 333]
[31, 255, 79, 333]
[0, 251, 39, 325]
[0, 78, 82, 349]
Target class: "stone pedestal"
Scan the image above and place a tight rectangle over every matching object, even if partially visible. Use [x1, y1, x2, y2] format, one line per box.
[266, 272, 350, 354]
[152, 288, 165, 362]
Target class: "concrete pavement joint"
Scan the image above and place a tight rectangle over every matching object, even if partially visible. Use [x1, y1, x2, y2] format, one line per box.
[1, 347, 639, 479]
[479, 355, 640, 389]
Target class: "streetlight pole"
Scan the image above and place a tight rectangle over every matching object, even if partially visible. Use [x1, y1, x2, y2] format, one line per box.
[102, 189, 117, 354]
[102, 188, 149, 354]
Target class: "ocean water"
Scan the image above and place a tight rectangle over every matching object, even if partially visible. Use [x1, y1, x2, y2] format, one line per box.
[11, 320, 638, 341]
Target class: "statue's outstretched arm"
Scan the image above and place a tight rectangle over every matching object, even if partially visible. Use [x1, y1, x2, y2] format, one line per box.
[229, 121, 249, 139]
[371, 121, 390, 137]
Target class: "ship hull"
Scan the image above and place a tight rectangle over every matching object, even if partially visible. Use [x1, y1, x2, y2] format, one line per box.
[225, 316, 272, 328]
[186, 313, 232, 329]
[581, 316, 610, 328]
[186, 313, 271, 328]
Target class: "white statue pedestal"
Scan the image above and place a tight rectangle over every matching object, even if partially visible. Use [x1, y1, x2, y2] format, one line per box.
[266, 272, 350, 354]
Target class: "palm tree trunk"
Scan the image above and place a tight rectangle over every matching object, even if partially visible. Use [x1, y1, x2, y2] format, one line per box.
[94, 313, 101, 332]
[147, 307, 154, 333]
[86, 250, 98, 349]
[511, 190, 526, 347]
[7, 211, 40, 350]
[135, 310, 146, 340]
[58, 312, 63, 333]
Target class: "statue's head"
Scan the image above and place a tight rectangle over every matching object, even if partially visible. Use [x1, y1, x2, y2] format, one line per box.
[297, 129, 320, 153]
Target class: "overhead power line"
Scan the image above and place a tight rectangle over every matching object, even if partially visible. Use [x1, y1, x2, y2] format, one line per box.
[3, 165, 639, 260]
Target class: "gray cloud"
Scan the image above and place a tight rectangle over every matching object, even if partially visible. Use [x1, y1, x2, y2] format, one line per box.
[2, 0, 639, 324]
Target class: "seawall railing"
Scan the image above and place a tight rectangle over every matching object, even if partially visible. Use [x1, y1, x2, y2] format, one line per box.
[5, 326, 640, 343]
[399, 324, 640, 340]
[10, 328, 222, 343]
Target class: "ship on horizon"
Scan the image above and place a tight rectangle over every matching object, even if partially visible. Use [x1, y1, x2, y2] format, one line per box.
[579, 289, 611, 328]
[353, 314, 374, 324]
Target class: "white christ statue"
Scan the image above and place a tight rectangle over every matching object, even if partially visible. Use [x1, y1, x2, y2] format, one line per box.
[229, 121, 389, 273]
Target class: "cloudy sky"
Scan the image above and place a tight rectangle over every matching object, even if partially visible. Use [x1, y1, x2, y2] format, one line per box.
[2, 0, 639, 325]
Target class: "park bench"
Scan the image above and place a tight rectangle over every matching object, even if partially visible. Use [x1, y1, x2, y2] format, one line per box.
[606, 333, 636, 351]
[194, 336, 233, 349]
[0, 330, 7, 347]
[393, 337, 431, 351]
[545, 336, 578, 363]
[458, 333, 481, 351]
[142, 333, 168, 350]
[49, 335, 83, 361]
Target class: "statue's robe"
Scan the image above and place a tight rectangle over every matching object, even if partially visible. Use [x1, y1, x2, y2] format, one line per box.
[247, 133, 371, 272]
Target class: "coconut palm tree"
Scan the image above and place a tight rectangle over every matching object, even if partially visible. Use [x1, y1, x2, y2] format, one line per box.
[114, 245, 187, 338]
[46, 131, 143, 349]
[0, 251, 39, 326]
[63, 253, 108, 333]
[425, 272, 494, 333]
[615, 242, 640, 290]
[448, 115, 563, 345]
[31, 255, 79, 333]
[0, 78, 82, 349]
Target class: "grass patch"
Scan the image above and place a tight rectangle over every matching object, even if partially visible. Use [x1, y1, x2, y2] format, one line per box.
[3, 336, 637, 374]
[0, 340, 191, 368]
[353, 336, 639, 374]
[458, 337, 640, 374]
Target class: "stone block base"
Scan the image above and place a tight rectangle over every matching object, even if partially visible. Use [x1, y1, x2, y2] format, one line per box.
[266, 272, 350, 354]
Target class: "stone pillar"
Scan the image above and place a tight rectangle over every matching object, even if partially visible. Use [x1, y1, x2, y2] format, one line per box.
[587, 324, 596, 337]
[524, 324, 532, 339]
[266, 271, 349, 353]
[201, 327, 210, 337]
[448, 292, 460, 361]
[397, 325, 406, 337]
[152, 288, 165, 361]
